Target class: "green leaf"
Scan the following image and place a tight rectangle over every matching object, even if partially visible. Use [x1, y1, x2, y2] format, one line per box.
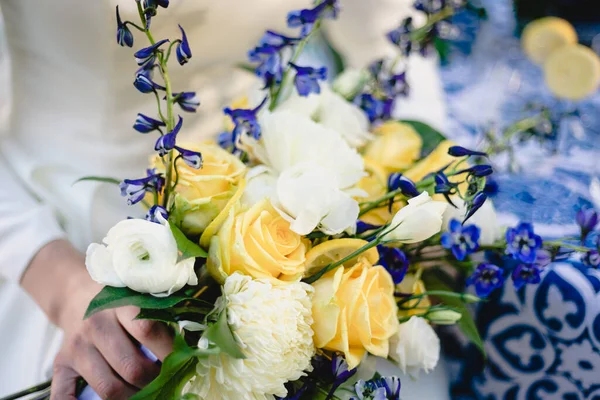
[130, 335, 217, 400]
[204, 305, 245, 359]
[321, 32, 345, 74]
[399, 120, 447, 156]
[73, 176, 121, 186]
[170, 223, 208, 259]
[135, 309, 179, 324]
[235, 62, 255, 74]
[433, 38, 451, 66]
[84, 286, 191, 319]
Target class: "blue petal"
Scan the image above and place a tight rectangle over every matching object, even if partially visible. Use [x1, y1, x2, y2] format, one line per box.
[133, 113, 165, 133]
[134, 39, 169, 66]
[176, 25, 192, 65]
[175, 146, 203, 169]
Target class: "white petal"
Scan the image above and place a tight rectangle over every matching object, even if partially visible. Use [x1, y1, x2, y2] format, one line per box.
[320, 192, 360, 235]
[85, 243, 125, 287]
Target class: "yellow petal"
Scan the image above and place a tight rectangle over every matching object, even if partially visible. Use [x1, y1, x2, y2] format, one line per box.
[522, 17, 577, 65]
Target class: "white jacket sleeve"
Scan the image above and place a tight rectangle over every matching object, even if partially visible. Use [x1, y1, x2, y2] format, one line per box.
[0, 15, 65, 283]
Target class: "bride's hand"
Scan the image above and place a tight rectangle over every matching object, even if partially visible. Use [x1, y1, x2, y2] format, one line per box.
[21, 240, 173, 400]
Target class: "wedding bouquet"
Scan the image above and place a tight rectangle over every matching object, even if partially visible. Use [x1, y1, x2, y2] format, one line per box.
[13, 1, 591, 400]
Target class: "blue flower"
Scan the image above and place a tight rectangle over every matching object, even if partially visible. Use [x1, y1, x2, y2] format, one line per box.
[133, 113, 166, 134]
[133, 65, 165, 93]
[287, 0, 340, 37]
[441, 219, 481, 261]
[119, 169, 164, 206]
[414, 0, 444, 14]
[466, 263, 504, 298]
[175, 146, 203, 169]
[154, 116, 182, 156]
[377, 245, 409, 284]
[387, 173, 420, 198]
[512, 263, 543, 290]
[584, 250, 600, 268]
[134, 39, 169, 67]
[289, 63, 327, 96]
[351, 376, 401, 400]
[332, 353, 357, 386]
[256, 30, 299, 49]
[146, 205, 168, 224]
[172, 92, 200, 113]
[456, 165, 493, 177]
[354, 93, 394, 123]
[176, 25, 192, 65]
[224, 97, 267, 145]
[576, 208, 598, 240]
[356, 221, 382, 235]
[386, 17, 413, 56]
[382, 72, 410, 98]
[116, 6, 134, 48]
[249, 46, 284, 88]
[144, 0, 169, 9]
[448, 146, 488, 158]
[463, 192, 487, 224]
[505, 222, 543, 263]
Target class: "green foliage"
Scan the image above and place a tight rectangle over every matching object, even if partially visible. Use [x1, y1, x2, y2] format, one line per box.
[170, 223, 208, 259]
[204, 305, 246, 359]
[399, 120, 447, 156]
[73, 176, 121, 185]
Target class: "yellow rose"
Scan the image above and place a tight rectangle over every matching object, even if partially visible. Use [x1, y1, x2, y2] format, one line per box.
[357, 158, 403, 226]
[152, 143, 246, 236]
[364, 122, 422, 174]
[207, 199, 308, 283]
[311, 260, 399, 369]
[396, 274, 430, 318]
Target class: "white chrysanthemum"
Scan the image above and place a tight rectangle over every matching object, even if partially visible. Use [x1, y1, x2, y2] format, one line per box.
[389, 316, 440, 378]
[185, 273, 315, 400]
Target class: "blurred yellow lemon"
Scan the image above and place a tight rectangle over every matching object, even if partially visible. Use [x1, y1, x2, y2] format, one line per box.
[543, 44, 600, 100]
[304, 238, 380, 278]
[522, 17, 577, 64]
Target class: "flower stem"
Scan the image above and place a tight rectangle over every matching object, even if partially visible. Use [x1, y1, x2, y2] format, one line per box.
[0, 379, 51, 400]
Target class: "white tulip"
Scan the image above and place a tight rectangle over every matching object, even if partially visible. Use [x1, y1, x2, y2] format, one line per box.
[383, 192, 447, 244]
[389, 316, 440, 379]
[277, 85, 373, 148]
[85, 218, 197, 297]
[442, 197, 502, 245]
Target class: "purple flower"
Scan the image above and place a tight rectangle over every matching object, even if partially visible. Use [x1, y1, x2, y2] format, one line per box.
[172, 92, 200, 113]
[145, 205, 168, 224]
[352, 376, 401, 400]
[134, 39, 169, 67]
[377, 245, 409, 284]
[448, 146, 488, 158]
[466, 263, 504, 298]
[512, 263, 543, 290]
[176, 25, 192, 65]
[290, 63, 327, 96]
[441, 219, 480, 261]
[356, 221, 382, 235]
[332, 354, 357, 385]
[119, 169, 164, 206]
[354, 93, 394, 123]
[584, 250, 600, 268]
[175, 146, 203, 169]
[382, 72, 410, 98]
[116, 6, 134, 48]
[255, 30, 299, 49]
[248, 31, 298, 88]
[154, 116, 182, 156]
[133, 113, 165, 134]
[287, 0, 340, 37]
[576, 208, 598, 240]
[133, 65, 165, 93]
[224, 97, 267, 145]
[387, 173, 420, 198]
[386, 17, 414, 56]
[414, 0, 444, 14]
[505, 222, 543, 263]
[463, 192, 487, 224]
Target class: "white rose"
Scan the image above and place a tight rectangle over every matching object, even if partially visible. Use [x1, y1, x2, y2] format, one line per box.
[185, 272, 314, 400]
[277, 85, 373, 148]
[389, 316, 440, 378]
[383, 192, 447, 243]
[85, 218, 197, 297]
[442, 197, 501, 245]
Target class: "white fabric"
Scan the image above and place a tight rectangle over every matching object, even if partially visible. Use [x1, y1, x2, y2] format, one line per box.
[0, 0, 448, 397]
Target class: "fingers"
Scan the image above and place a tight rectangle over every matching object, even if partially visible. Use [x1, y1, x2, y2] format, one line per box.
[72, 341, 136, 400]
[117, 306, 174, 361]
[50, 358, 78, 400]
[89, 312, 161, 388]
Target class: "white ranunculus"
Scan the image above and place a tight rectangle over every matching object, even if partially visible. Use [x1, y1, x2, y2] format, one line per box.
[389, 316, 440, 379]
[185, 273, 315, 400]
[85, 218, 197, 297]
[442, 197, 502, 245]
[383, 192, 447, 244]
[277, 85, 373, 148]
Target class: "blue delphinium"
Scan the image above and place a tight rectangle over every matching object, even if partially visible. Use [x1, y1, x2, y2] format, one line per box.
[116, 6, 134, 48]
[146, 205, 169, 223]
[176, 25, 192, 65]
[290, 63, 327, 96]
[448, 145, 488, 158]
[505, 222, 542, 263]
[172, 92, 200, 113]
[133, 113, 165, 133]
[134, 64, 165, 93]
[386, 18, 413, 57]
[248, 31, 299, 88]
[174, 146, 203, 169]
[351, 376, 401, 400]
[463, 192, 487, 224]
[134, 39, 169, 67]
[441, 219, 480, 261]
[223, 98, 267, 146]
[155, 116, 183, 156]
[387, 173, 420, 198]
[576, 208, 598, 241]
[584, 250, 600, 268]
[377, 245, 409, 284]
[512, 263, 543, 290]
[287, 0, 340, 37]
[466, 263, 504, 298]
[354, 93, 394, 123]
[119, 169, 165, 206]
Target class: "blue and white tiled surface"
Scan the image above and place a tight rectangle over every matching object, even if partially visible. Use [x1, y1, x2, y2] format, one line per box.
[441, 1, 600, 398]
